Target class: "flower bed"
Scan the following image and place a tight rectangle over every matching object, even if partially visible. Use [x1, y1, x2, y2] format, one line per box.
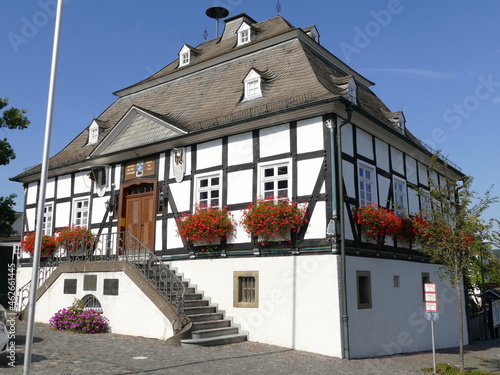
[49, 299, 108, 334]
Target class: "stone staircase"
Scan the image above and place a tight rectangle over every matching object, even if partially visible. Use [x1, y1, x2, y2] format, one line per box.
[136, 262, 247, 346]
[182, 285, 247, 347]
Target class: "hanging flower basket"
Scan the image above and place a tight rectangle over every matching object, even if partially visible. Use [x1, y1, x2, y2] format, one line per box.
[241, 197, 307, 245]
[352, 205, 401, 246]
[56, 226, 96, 256]
[20, 232, 57, 257]
[177, 205, 235, 250]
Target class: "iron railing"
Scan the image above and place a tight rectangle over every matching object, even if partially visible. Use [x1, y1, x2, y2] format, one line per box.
[16, 231, 188, 333]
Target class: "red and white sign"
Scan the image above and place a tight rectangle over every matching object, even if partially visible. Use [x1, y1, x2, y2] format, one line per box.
[424, 283, 438, 312]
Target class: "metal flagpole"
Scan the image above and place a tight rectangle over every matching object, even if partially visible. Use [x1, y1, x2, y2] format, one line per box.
[23, 0, 64, 373]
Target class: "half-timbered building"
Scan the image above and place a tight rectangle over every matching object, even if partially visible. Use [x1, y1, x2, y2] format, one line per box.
[12, 13, 466, 358]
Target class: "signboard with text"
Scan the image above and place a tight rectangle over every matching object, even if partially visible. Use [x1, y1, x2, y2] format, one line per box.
[424, 283, 439, 319]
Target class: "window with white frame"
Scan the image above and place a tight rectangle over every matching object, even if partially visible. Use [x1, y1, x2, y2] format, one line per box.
[73, 198, 89, 227]
[260, 162, 289, 199]
[237, 22, 251, 46]
[42, 203, 54, 235]
[243, 69, 262, 100]
[88, 122, 99, 145]
[358, 164, 375, 206]
[178, 45, 191, 67]
[180, 52, 190, 66]
[393, 178, 407, 216]
[196, 173, 221, 207]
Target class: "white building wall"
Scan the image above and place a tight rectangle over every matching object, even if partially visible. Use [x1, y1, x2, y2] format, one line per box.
[260, 123, 290, 158]
[74, 172, 92, 195]
[356, 129, 373, 160]
[296, 116, 324, 154]
[171, 255, 343, 357]
[33, 271, 174, 340]
[57, 175, 72, 199]
[55, 202, 70, 229]
[26, 182, 38, 205]
[24, 208, 36, 233]
[375, 139, 389, 172]
[227, 170, 253, 205]
[391, 147, 405, 176]
[297, 158, 323, 197]
[341, 123, 353, 156]
[346, 256, 466, 358]
[46, 178, 55, 199]
[197, 139, 222, 170]
[227, 132, 253, 166]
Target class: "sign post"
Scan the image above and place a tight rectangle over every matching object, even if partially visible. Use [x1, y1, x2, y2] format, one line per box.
[424, 283, 438, 374]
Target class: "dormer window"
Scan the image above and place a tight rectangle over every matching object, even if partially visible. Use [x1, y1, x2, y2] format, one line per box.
[243, 69, 262, 100]
[306, 26, 320, 43]
[178, 45, 191, 67]
[395, 112, 406, 134]
[347, 77, 357, 104]
[88, 121, 99, 145]
[237, 22, 252, 46]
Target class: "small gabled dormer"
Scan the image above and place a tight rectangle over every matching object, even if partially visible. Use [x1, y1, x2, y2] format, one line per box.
[243, 69, 263, 100]
[178, 45, 192, 67]
[304, 25, 320, 44]
[383, 110, 406, 134]
[237, 22, 252, 46]
[88, 120, 99, 145]
[331, 75, 357, 104]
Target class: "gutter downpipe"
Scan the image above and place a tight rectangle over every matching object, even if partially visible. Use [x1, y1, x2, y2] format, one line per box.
[332, 101, 353, 359]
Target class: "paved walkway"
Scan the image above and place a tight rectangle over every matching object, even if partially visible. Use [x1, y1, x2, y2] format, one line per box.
[1, 319, 499, 374]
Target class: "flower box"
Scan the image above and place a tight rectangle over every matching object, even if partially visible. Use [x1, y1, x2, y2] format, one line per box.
[241, 197, 307, 246]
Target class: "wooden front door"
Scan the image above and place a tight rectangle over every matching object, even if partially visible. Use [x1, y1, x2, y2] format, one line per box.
[125, 184, 155, 251]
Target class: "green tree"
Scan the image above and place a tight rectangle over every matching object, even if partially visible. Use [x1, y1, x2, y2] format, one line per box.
[413, 154, 497, 372]
[0, 98, 30, 236]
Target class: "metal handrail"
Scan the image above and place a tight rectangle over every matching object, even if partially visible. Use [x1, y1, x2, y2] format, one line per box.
[16, 231, 188, 333]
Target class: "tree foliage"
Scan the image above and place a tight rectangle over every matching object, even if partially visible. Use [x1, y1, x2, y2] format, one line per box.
[0, 194, 17, 238]
[0, 98, 30, 166]
[412, 153, 497, 371]
[0, 98, 30, 237]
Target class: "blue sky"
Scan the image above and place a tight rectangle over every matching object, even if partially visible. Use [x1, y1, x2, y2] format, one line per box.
[2, 0, 499, 230]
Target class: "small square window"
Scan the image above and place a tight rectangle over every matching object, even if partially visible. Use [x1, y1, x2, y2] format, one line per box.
[357, 270, 372, 309]
[234, 271, 259, 308]
[64, 279, 77, 294]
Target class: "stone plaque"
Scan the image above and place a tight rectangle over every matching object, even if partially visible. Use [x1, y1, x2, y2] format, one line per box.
[63, 279, 77, 294]
[83, 275, 97, 291]
[103, 279, 119, 296]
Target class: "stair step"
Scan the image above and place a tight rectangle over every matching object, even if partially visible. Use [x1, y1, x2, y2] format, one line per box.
[184, 299, 209, 307]
[188, 313, 224, 322]
[158, 286, 195, 294]
[185, 306, 216, 315]
[192, 326, 239, 339]
[192, 319, 230, 331]
[181, 334, 247, 347]
[184, 293, 202, 301]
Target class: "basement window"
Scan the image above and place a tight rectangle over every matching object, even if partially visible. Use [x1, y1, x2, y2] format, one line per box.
[356, 270, 372, 309]
[234, 271, 259, 308]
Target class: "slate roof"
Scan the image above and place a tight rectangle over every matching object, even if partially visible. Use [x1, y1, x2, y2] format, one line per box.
[12, 14, 434, 182]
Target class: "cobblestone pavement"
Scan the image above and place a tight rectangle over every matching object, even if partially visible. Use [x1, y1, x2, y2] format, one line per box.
[0, 320, 499, 374]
